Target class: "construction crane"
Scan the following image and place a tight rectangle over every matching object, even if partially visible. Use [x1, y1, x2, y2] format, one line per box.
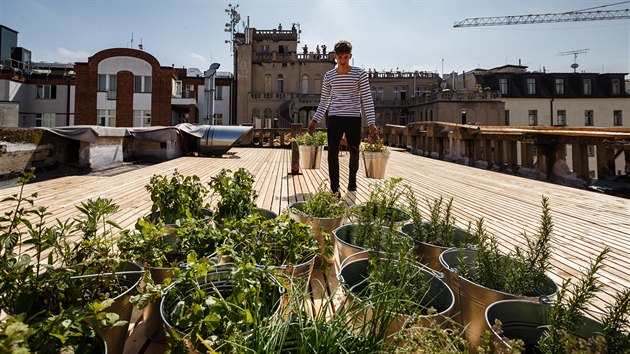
[558, 49, 589, 72]
[454, 5, 630, 27]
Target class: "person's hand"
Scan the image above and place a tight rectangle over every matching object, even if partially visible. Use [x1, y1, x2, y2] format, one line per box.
[368, 124, 378, 137]
[308, 120, 317, 133]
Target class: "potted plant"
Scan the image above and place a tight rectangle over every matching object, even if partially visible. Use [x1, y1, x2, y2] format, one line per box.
[486, 247, 630, 353]
[217, 213, 320, 278]
[160, 259, 284, 353]
[287, 186, 346, 256]
[145, 169, 213, 226]
[348, 177, 410, 230]
[361, 133, 390, 179]
[0, 173, 142, 354]
[209, 167, 277, 228]
[337, 251, 455, 339]
[291, 130, 327, 169]
[402, 192, 475, 272]
[439, 196, 559, 347]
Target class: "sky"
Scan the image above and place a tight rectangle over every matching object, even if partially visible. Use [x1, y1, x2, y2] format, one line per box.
[1, 0, 628, 76]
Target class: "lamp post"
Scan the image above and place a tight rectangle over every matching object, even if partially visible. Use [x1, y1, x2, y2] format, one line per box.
[204, 63, 220, 125]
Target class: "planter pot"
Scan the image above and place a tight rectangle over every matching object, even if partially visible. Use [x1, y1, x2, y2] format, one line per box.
[338, 255, 455, 338]
[142, 266, 177, 343]
[160, 266, 284, 353]
[439, 248, 558, 348]
[485, 300, 604, 353]
[348, 204, 410, 230]
[401, 222, 474, 272]
[215, 207, 278, 229]
[333, 224, 413, 267]
[362, 151, 390, 179]
[298, 145, 324, 169]
[287, 201, 345, 252]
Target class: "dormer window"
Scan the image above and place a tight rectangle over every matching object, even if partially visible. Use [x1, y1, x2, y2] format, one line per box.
[612, 79, 621, 95]
[583, 79, 592, 95]
[555, 79, 565, 94]
[526, 78, 536, 95]
[499, 78, 508, 94]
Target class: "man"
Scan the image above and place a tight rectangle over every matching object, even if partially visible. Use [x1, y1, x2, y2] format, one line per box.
[308, 40, 378, 194]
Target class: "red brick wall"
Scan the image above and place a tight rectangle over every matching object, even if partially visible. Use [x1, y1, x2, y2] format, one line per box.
[116, 71, 133, 127]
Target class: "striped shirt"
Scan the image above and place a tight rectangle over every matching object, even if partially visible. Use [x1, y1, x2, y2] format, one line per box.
[312, 66, 376, 125]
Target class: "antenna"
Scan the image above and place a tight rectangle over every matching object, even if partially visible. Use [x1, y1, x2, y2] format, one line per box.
[558, 48, 589, 73]
[130, 33, 134, 48]
[138, 38, 144, 51]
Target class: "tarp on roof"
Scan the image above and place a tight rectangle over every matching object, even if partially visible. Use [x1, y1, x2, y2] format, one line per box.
[39, 125, 129, 143]
[128, 126, 180, 141]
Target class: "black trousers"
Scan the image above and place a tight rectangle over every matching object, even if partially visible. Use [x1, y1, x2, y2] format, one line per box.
[326, 116, 361, 192]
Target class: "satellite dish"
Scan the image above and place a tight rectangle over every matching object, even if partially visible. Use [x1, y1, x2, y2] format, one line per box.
[571, 63, 579, 70]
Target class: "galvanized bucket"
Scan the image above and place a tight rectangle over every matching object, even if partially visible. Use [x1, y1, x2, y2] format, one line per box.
[485, 300, 604, 353]
[332, 224, 413, 268]
[160, 266, 284, 353]
[362, 151, 390, 179]
[214, 207, 278, 229]
[338, 254, 455, 338]
[142, 266, 177, 343]
[401, 222, 474, 272]
[288, 201, 345, 251]
[439, 248, 558, 348]
[298, 145, 324, 169]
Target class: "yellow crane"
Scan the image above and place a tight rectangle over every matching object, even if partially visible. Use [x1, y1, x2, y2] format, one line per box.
[454, 1, 630, 27]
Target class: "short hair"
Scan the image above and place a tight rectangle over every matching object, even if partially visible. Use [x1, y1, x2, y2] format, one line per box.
[334, 40, 352, 54]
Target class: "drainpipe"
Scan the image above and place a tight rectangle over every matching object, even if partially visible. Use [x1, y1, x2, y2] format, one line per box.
[66, 79, 71, 126]
[550, 98, 554, 126]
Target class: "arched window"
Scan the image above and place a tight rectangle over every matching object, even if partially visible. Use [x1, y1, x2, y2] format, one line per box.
[314, 74, 322, 94]
[277, 74, 284, 93]
[301, 74, 309, 94]
[252, 108, 260, 119]
[264, 108, 273, 119]
[264, 75, 272, 93]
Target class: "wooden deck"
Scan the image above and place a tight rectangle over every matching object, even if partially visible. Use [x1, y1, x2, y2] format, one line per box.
[1, 147, 628, 353]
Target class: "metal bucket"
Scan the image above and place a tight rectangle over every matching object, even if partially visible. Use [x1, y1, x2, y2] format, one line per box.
[298, 145, 324, 169]
[439, 248, 558, 347]
[160, 266, 283, 352]
[338, 255, 455, 337]
[332, 224, 413, 267]
[348, 204, 410, 230]
[362, 151, 390, 179]
[288, 201, 345, 251]
[142, 266, 177, 343]
[402, 223, 474, 272]
[215, 207, 278, 229]
[485, 300, 604, 353]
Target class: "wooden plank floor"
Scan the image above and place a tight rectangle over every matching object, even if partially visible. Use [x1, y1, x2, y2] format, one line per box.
[1, 147, 628, 353]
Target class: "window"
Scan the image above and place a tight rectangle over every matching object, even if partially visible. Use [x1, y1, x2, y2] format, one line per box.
[460, 110, 467, 125]
[556, 110, 566, 126]
[526, 78, 536, 95]
[302, 74, 309, 94]
[393, 87, 399, 100]
[612, 79, 621, 95]
[499, 78, 508, 94]
[144, 76, 152, 92]
[252, 108, 260, 119]
[173, 80, 182, 97]
[377, 87, 384, 101]
[97, 109, 116, 127]
[555, 79, 565, 94]
[528, 110, 538, 126]
[584, 110, 594, 126]
[587, 145, 595, 157]
[97, 75, 107, 91]
[400, 87, 407, 100]
[264, 74, 272, 92]
[215, 86, 223, 100]
[614, 110, 622, 126]
[134, 76, 142, 93]
[583, 79, 592, 95]
[371, 87, 376, 100]
[261, 45, 270, 53]
[278, 45, 289, 54]
[36, 85, 56, 99]
[133, 110, 151, 127]
[35, 113, 56, 127]
[414, 86, 422, 96]
[504, 110, 510, 125]
[277, 74, 284, 93]
[109, 75, 117, 93]
[429, 110, 433, 121]
[215, 113, 223, 125]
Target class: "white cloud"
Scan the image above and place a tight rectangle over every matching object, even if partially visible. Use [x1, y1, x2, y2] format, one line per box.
[56, 48, 90, 63]
[191, 52, 208, 62]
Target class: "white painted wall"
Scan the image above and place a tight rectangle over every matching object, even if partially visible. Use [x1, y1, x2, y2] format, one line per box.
[505, 98, 630, 127]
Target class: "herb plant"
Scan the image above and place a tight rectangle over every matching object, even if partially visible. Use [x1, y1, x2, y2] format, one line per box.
[360, 133, 389, 153]
[209, 167, 258, 224]
[291, 187, 345, 219]
[291, 130, 327, 146]
[146, 170, 211, 224]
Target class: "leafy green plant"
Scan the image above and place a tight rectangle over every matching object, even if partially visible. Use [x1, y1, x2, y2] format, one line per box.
[360, 133, 389, 153]
[291, 187, 346, 219]
[218, 213, 319, 268]
[209, 168, 258, 224]
[146, 170, 211, 224]
[291, 130, 327, 146]
[351, 177, 408, 228]
[162, 256, 283, 353]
